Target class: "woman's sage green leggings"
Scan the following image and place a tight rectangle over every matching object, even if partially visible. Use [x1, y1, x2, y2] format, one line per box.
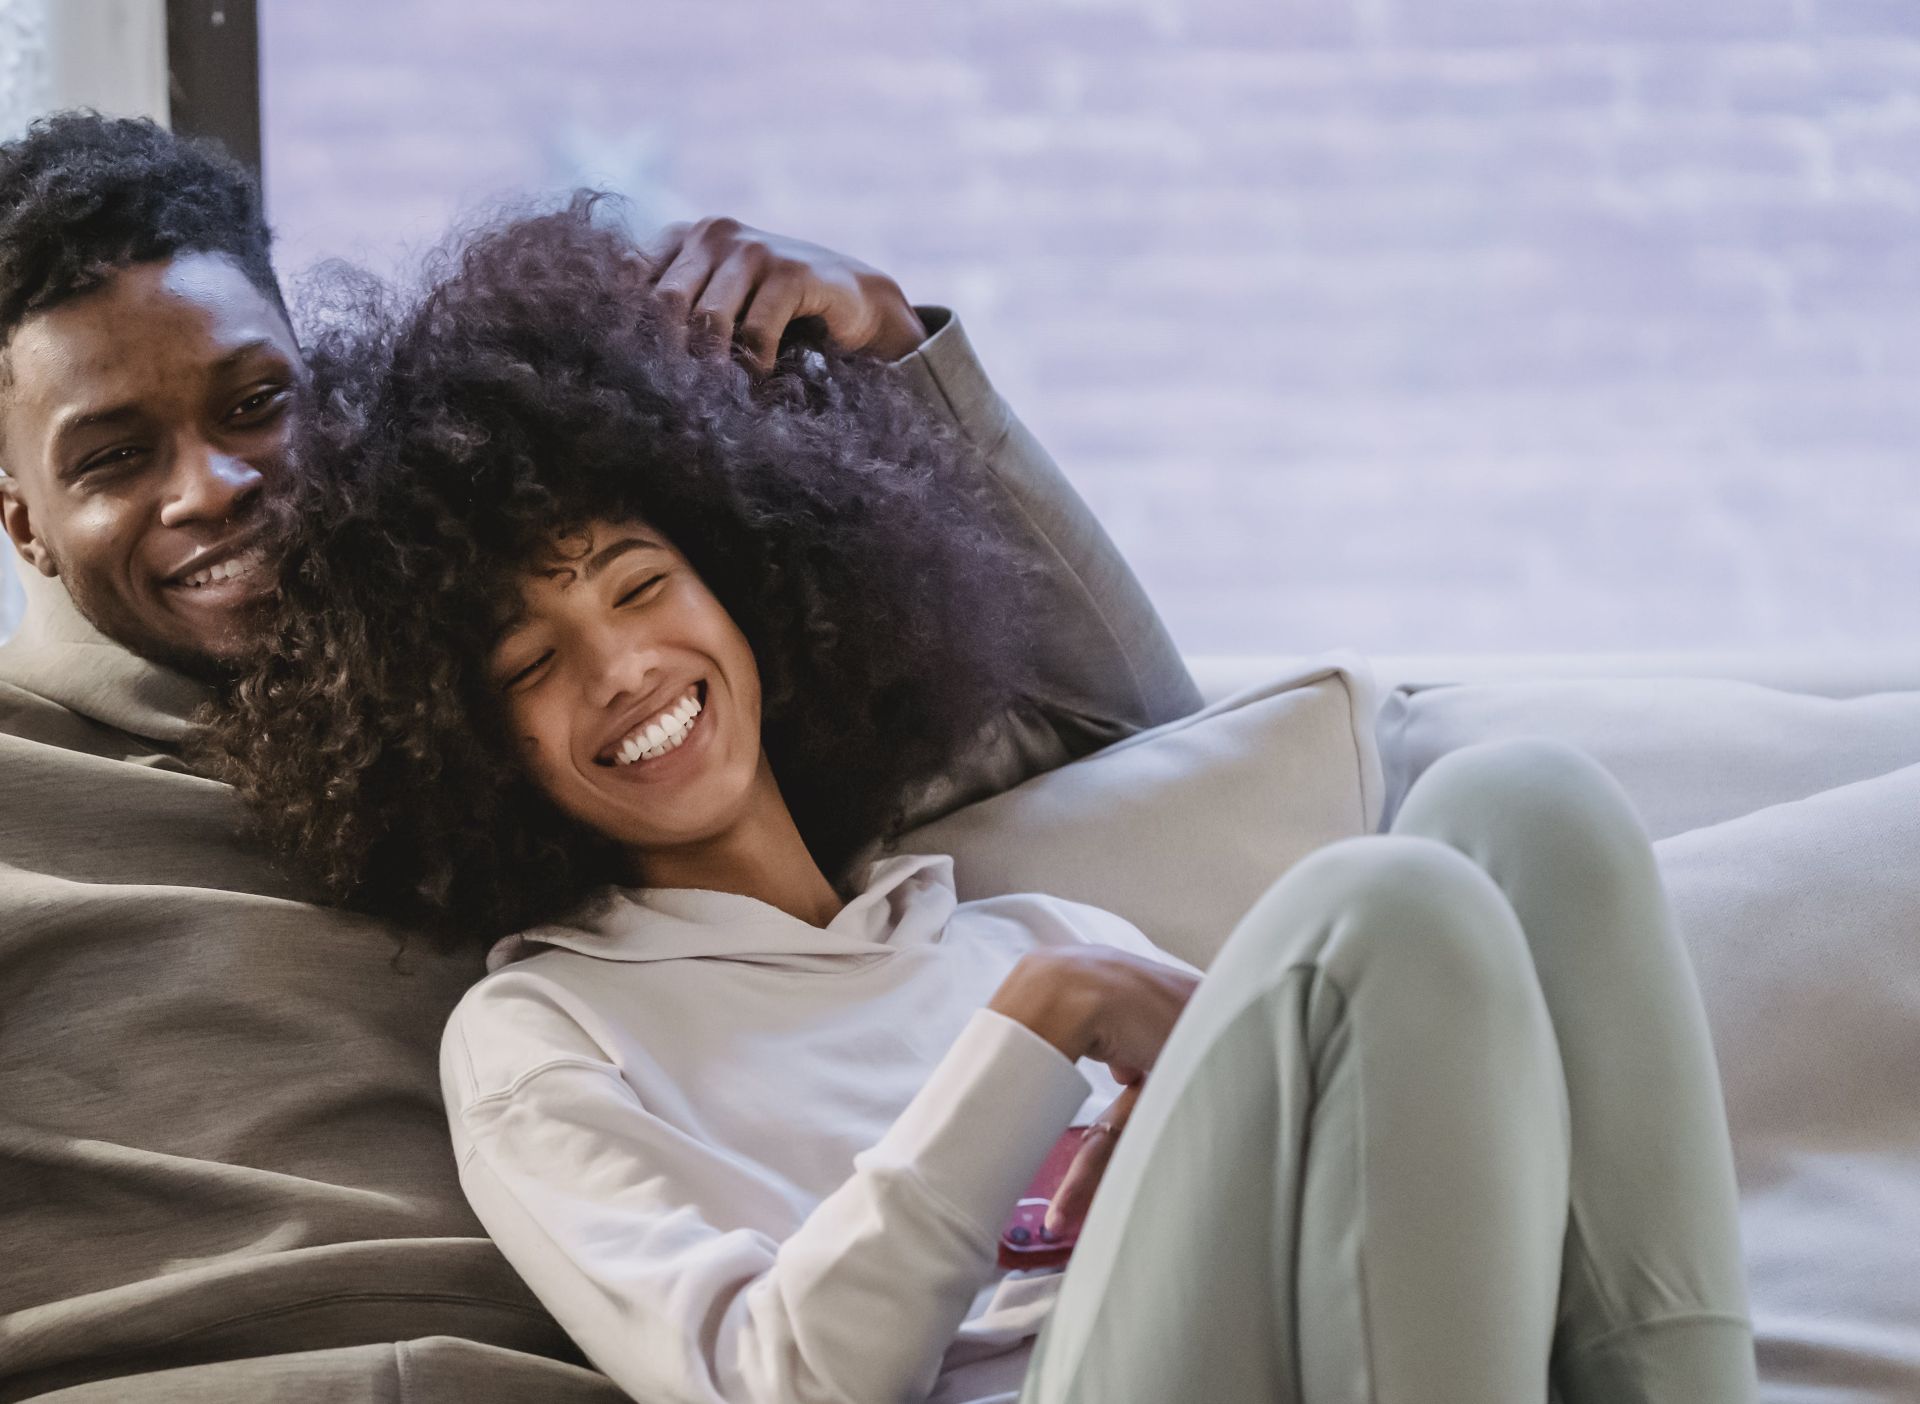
[1017, 737, 1757, 1404]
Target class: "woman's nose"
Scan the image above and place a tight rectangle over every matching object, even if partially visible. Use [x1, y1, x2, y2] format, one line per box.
[582, 630, 658, 711]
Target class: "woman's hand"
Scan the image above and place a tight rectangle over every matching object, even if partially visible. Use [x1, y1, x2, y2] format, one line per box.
[640, 217, 928, 372]
[1044, 1081, 1141, 1237]
[989, 946, 1199, 1077]
[988, 947, 1199, 1232]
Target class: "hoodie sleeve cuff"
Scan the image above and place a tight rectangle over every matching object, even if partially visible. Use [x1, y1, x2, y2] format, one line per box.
[861, 1006, 1091, 1239]
[887, 306, 1015, 451]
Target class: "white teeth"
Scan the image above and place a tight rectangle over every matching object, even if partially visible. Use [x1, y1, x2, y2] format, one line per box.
[610, 685, 704, 767]
[181, 549, 262, 589]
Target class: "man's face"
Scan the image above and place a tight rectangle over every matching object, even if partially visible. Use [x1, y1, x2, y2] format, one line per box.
[0, 252, 301, 679]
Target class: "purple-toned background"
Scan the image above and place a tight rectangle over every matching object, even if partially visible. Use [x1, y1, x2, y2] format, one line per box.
[260, 1, 1920, 656]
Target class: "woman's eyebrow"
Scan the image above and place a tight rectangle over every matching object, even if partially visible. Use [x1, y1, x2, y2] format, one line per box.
[530, 534, 668, 588]
[579, 535, 667, 582]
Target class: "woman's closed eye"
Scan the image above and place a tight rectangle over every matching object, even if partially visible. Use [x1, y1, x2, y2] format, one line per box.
[616, 573, 667, 607]
[499, 649, 554, 691]
[493, 574, 664, 690]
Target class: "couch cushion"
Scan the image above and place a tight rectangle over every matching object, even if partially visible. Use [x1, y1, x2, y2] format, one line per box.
[1378, 678, 1920, 840]
[1655, 762, 1920, 1403]
[883, 653, 1383, 971]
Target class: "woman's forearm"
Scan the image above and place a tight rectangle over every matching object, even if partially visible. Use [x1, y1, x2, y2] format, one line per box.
[988, 952, 1096, 1063]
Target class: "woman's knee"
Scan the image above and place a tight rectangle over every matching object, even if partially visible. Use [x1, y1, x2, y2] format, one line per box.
[1222, 835, 1542, 1030]
[1390, 738, 1655, 898]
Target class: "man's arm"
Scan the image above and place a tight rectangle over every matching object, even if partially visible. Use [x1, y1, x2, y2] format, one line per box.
[889, 307, 1202, 807]
[636, 219, 1203, 821]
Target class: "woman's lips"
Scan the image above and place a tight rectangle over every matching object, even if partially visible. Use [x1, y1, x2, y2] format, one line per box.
[599, 680, 713, 783]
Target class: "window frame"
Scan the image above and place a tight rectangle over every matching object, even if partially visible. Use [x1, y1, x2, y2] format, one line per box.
[165, 0, 262, 183]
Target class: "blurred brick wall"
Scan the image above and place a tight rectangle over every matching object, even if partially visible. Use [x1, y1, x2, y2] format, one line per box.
[261, 0, 1920, 656]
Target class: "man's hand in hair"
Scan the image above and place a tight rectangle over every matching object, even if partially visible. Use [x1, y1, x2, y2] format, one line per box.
[641, 217, 927, 374]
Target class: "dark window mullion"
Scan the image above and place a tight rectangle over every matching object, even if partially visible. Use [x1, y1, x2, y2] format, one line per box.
[165, 0, 262, 184]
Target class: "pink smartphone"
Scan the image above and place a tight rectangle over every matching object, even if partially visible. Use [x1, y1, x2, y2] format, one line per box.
[997, 1125, 1090, 1271]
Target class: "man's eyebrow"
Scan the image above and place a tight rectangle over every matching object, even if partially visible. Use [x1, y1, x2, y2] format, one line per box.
[50, 403, 143, 448]
[210, 338, 288, 373]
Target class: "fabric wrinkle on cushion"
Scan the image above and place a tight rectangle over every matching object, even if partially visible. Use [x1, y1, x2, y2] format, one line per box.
[1377, 677, 1920, 840]
[881, 651, 1383, 972]
[1653, 760, 1920, 1404]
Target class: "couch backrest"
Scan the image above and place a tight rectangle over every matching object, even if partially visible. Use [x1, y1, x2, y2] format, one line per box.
[1188, 651, 1920, 708]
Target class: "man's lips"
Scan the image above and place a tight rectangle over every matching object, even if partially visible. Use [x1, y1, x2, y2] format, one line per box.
[162, 533, 262, 587]
[159, 542, 271, 614]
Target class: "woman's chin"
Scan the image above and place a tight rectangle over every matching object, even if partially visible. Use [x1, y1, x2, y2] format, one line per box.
[579, 769, 750, 857]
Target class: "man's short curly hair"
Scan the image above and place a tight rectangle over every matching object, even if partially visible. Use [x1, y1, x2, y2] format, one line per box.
[0, 110, 282, 354]
[204, 195, 1046, 946]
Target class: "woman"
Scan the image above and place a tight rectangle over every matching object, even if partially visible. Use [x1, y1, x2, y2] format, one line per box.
[210, 199, 1758, 1404]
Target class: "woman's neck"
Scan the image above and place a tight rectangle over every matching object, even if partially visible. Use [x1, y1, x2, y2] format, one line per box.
[630, 753, 846, 929]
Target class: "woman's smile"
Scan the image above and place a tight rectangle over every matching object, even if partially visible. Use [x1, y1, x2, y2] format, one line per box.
[590, 679, 716, 787]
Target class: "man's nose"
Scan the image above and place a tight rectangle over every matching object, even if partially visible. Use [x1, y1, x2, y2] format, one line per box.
[157, 443, 265, 529]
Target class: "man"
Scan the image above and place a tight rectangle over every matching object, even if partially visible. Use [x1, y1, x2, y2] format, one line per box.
[0, 113, 1199, 1401]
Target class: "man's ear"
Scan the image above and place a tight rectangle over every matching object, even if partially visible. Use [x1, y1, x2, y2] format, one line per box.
[0, 476, 58, 577]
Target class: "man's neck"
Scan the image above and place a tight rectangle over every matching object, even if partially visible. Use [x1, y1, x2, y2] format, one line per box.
[0, 567, 211, 747]
[630, 753, 847, 929]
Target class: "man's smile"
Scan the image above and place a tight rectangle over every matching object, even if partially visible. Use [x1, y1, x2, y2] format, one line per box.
[159, 538, 271, 613]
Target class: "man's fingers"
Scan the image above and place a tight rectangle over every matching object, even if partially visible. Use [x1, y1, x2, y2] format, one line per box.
[735, 272, 807, 375]
[690, 254, 760, 357]
[650, 239, 718, 331]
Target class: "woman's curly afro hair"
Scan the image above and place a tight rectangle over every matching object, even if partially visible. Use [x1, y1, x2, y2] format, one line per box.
[204, 195, 1046, 946]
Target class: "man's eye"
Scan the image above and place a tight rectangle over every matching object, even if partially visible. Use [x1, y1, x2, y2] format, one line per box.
[502, 650, 554, 690]
[229, 385, 290, 422]
[617, 574, 667, 607]
[75, 445, 146, 478]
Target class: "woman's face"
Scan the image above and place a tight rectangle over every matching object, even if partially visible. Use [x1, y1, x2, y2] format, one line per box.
[488, 518, 763, 854]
